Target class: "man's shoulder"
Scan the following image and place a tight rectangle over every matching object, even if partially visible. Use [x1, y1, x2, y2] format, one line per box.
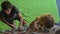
[0, 11, 2, 14]
[12, 5, 18, 10]
[11, 5, 19, 14]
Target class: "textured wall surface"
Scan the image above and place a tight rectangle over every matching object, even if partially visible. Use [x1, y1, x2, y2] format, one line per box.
[56, 0, 60, 22]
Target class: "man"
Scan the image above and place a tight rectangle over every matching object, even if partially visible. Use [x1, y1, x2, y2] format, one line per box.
[0, 1, 27, 31]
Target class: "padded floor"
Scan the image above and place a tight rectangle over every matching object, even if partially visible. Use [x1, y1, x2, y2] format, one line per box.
[0, 25, 60, 34]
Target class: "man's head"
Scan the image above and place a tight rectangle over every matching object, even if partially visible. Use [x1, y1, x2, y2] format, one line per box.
[1, 1, 12, 15]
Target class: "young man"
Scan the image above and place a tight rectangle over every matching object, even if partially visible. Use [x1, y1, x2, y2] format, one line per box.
[0, 1, 27, 31]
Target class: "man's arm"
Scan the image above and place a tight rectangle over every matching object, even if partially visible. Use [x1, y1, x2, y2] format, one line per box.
[17, 13, 25, 30]
[0, 18, 15, 28]
[14, 6, 25, 25]
[17, 13, 23, 25]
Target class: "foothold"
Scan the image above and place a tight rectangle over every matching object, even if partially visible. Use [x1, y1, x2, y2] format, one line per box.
[42, 27, 50, 33]
[0, 30, 3, 33]
[32, 32, 37, 34]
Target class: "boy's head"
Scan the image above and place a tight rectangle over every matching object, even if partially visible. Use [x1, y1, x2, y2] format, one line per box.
[1, 1, 12, 15]
[39, 13, 54, 29]
[43, 14, 54, 29]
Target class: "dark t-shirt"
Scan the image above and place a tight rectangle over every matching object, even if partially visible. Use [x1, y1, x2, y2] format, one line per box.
[0, 6, 20, 24]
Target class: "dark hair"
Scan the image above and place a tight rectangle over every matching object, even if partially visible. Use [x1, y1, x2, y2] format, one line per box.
[1, 1, 12, 9]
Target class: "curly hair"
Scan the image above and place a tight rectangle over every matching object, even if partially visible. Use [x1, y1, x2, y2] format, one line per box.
[38, 13, 55, 29]
[28, 13, 55, 31]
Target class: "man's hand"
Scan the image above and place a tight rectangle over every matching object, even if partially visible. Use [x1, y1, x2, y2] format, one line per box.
[9, 24, 16, 29]
[0, 18, 16, 29]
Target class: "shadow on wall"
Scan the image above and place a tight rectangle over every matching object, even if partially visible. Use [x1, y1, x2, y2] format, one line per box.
[56, 0, 60, 17]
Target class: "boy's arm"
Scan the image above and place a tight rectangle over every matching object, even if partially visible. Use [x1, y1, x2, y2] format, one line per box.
[0, 18, 15, 28]
[34, 18, 39, 30]
[34, 22, 39, 29]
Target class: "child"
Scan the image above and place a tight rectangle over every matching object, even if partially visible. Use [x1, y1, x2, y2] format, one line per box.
[28, 13, 54, 32]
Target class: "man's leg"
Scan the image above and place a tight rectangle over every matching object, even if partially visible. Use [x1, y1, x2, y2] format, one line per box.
[18, 19, 28, 31]
[14, 17, 27, 31]
[18, 21, 25, 31]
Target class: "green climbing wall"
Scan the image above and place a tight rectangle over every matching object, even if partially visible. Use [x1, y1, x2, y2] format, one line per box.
[0, 0, 59, 30]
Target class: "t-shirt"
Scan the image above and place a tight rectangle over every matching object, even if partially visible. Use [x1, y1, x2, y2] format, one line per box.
[0, 6, 20, 23]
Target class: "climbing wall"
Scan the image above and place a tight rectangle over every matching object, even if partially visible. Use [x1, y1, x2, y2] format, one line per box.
[0, 0, 59, 30]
